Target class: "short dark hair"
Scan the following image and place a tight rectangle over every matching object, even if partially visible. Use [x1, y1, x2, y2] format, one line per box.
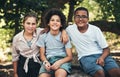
[74, 7, 89, 17]
[43, 8, 66, 32]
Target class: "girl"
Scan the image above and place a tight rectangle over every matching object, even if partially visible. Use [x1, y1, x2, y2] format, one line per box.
[12, 12, 42, 77]
[36, 8, 72, 77]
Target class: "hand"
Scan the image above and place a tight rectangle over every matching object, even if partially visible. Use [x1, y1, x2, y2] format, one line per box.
[96, 58, 105, 66]
[44, 62, 51, 72]
[51, 60, 61, 70]
[14, 73, 18, 77]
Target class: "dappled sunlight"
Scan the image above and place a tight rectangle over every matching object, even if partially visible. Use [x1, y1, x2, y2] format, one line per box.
[103, 32, 120, 50]
[0, 47, 11, 62]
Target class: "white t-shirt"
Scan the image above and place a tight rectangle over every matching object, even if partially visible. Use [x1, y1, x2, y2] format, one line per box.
[66, 24, 108, 60]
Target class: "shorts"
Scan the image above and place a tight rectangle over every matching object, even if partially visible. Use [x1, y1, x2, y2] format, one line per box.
[39, 56, 71, 75]
[79, 54, 119, 76]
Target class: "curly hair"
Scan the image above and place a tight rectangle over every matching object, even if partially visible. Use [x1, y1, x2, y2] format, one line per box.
[43, 8, 66, 32]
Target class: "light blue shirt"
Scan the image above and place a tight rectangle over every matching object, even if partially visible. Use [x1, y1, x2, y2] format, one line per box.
[36, 32, 72, 58]
[66, 24, 108, 60]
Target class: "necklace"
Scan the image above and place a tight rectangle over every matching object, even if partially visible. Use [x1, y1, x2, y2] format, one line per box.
[27, 40, 32, 47]
[23, 33, 33, 47]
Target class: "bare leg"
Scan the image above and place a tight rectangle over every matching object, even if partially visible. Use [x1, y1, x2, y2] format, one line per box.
[108, 68, 120, 77]
[39, 73, 51, 77]
[55, 69, 67, 77]
[93, 70, 105, 77]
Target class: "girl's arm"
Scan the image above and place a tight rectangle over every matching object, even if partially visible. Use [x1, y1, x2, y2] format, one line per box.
[40, 47, 51, 71]
[13, 61, 18, 77]
[51, 48, 72, 70]
[40, 47, 47, 62]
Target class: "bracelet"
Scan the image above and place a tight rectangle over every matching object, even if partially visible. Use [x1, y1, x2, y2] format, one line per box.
[43, 60, 48, 65]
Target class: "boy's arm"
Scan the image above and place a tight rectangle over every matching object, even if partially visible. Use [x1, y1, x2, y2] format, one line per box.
[61, 30, 69, 44]
[96, 47, 110, 66]
[100, 47, 110, 59]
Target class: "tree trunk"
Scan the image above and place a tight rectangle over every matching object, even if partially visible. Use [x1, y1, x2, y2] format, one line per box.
[90, 20, 120, 35]
[67, 0, 75, 25]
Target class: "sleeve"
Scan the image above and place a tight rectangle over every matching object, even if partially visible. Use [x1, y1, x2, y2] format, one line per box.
[12, 37, 20, 62]
[36, 33, 46, 47]
[96, 27, 108, 48]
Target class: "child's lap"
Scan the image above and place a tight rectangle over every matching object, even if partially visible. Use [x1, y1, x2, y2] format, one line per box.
[79, 54, 119, 76]
[39, 56, 71, 75]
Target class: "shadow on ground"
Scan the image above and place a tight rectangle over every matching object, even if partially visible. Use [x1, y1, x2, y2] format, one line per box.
[0, 61, 120, 77]
[0, 62, 13, 77]
[0, 62, 91, 77]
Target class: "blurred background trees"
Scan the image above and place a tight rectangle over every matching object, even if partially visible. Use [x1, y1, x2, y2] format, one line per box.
[0, 0, 120, 61]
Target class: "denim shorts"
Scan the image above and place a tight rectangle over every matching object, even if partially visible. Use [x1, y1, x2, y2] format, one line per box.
[39, 56, 71, 75]
[79, 54, 119, 76]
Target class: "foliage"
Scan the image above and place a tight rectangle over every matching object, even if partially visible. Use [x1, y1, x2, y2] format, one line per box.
[0, 29, 14, 50]
[67, 0, 83, 23]
[1, 0, 120, 33]
[103, 32, 120, 50]
[0, 28, 13, 62]
[94, 0, 120, 23]
[0, 0, 73, 35]
[0, 0, 48, 35]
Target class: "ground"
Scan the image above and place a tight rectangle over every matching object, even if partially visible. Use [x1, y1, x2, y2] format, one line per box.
[0, 62, 91, 77]
[0, 50, 120, 77]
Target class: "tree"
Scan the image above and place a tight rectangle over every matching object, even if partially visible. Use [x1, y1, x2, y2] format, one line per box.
[0, 0, 71, 35]
[94, 0, 120, 23]
[67, 0, 83, 24]
[0, 0, 46, 35]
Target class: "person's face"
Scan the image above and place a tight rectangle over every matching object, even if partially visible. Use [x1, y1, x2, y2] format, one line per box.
[23, 17, 37, 34]
[48, 15, 61, 31]
[74, 10, 88, 28]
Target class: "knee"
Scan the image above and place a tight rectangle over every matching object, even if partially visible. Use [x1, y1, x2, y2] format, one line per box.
[108, 68, 120, 77]
[94, 70, 105, 77]
[55, 69, 67, 77]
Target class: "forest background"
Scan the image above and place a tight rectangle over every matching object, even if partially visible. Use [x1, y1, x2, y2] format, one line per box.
[0, 0, 120, 64]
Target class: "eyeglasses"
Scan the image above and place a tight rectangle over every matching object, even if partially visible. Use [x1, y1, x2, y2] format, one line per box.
[74, 15, 88, 19]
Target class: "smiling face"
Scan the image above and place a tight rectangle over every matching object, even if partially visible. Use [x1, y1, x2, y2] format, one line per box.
[23, 17, 37, 34]
[74, 10, 89, 28]
[48, 15, 61, 31]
